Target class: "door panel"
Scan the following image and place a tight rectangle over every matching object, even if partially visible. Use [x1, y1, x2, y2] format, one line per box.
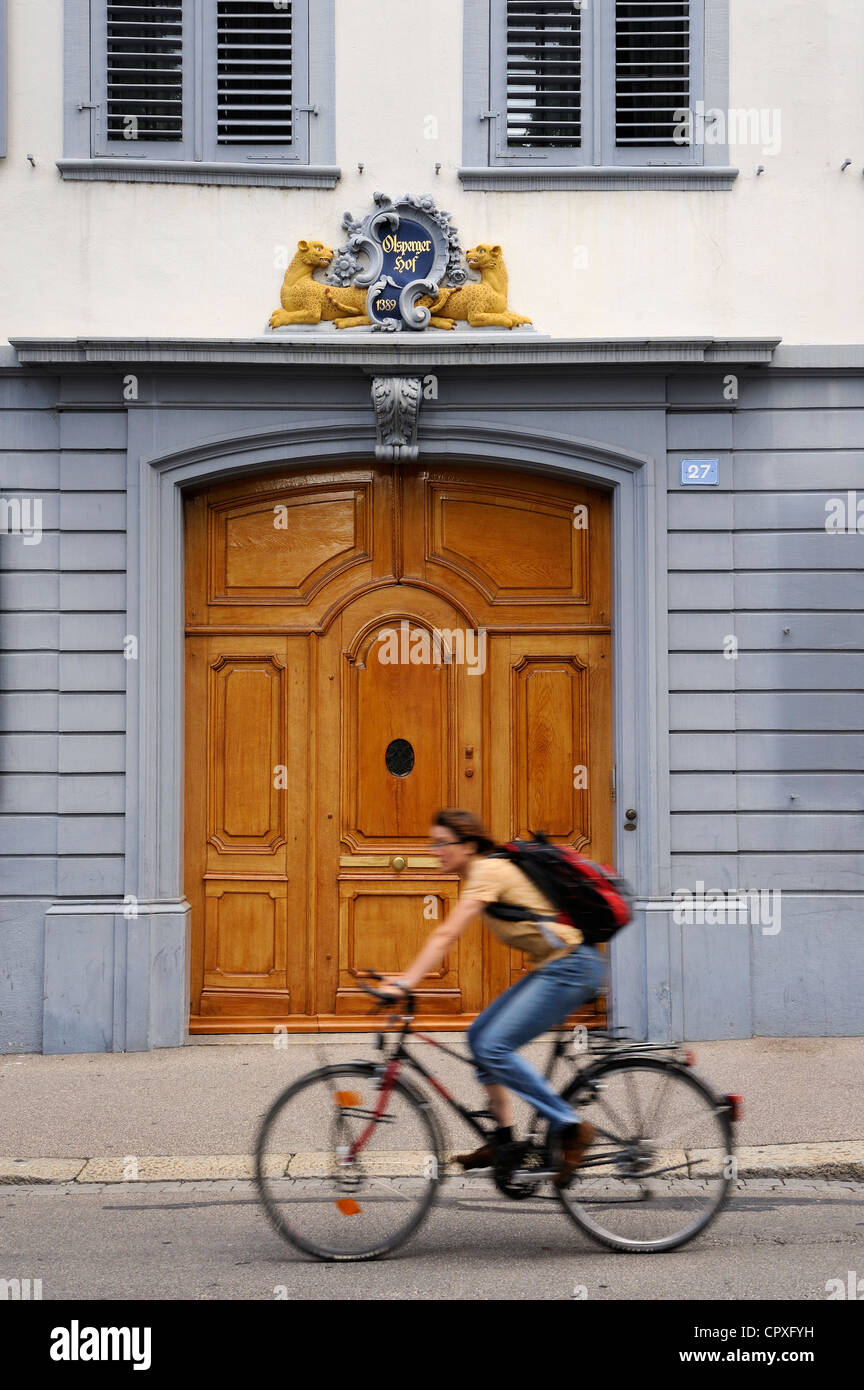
[186, 632, 311, 1023]
[512, 654, 590, 841]
[317, 586, 485, 1025]
[401, 465, 610, 626]
[335, 877, 465, 1018]
[203, 879, 288, 993]
[207, 653, 287, 854]
[185, 463, 613, 1033]
[347, 631, 452, 844]
[488, 632, 613, 1005]
[185, 467, 392, 630]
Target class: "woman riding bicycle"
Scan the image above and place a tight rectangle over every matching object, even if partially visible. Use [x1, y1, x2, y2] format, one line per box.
[378, 808, 606, 1187]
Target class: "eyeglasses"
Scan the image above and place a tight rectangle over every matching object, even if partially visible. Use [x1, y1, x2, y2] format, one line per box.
[429, 837, 461, 850]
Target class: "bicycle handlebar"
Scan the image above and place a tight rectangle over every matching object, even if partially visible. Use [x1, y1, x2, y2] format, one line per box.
[358, 971, 416, 1008]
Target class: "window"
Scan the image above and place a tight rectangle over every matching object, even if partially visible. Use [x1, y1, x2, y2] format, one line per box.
[462, 0, 735, 188]
[60, 0, 337, 185]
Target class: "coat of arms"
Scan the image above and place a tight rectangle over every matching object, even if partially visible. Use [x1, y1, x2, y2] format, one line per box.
[269, 192, 532, 333]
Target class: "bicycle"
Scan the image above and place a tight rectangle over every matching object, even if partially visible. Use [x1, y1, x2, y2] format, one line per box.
[254, 973, 741, 1262]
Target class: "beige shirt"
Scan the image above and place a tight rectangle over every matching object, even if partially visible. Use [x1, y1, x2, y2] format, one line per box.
[460, 855, 583, 966]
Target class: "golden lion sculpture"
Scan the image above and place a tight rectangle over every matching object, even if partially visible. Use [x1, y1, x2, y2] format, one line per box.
[269, 240, 366, 328]
[420, 244, 531, 329]
[269, 239, 531, 331]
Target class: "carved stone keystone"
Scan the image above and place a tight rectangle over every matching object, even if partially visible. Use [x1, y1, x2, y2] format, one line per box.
[371, 376, 423, 461]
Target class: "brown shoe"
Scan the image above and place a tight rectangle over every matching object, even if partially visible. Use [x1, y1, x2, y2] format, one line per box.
[553, 1121, 596, 1189]
[452, 1143, 495, 1171]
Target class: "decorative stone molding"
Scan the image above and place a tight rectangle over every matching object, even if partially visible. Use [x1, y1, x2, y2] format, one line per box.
[10, 336, 782, 367]
[56, 159, 340, 189]
[458, 166, 740, 192]
[371, 376, 422, 460]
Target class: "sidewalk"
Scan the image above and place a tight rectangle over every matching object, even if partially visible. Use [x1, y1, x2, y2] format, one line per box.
[1, 1035, 862, 1183]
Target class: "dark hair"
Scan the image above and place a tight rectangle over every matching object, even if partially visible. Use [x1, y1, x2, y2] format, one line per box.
[433, 808, 497, 856]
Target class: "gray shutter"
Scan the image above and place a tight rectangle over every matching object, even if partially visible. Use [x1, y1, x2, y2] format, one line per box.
[505, 1, 582, 148]
[614, 0, 696, 152]
[208, 0, 308, 160]
[104, 0, 184, 143]
[490, 0, 592, 164]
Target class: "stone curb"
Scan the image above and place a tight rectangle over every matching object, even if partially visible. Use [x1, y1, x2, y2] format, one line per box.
[0, 1158, 88, 1184]
[730, 1142, 864, 1181]
[1, 1141, 863, 1185]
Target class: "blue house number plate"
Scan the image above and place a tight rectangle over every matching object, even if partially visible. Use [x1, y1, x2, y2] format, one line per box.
[680, 458, 719, 486]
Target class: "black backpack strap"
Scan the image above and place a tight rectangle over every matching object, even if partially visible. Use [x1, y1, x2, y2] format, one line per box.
[484, 901, 558, 923]
[484, 900, 572, 949]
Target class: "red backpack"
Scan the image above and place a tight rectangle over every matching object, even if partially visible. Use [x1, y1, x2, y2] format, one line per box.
[486, 831, 633, 946]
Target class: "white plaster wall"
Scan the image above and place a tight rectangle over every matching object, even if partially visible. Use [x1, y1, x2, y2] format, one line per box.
[0, 0, 862, 344]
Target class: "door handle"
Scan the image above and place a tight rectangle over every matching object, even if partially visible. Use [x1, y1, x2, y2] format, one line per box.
[391, 855, 406, 871]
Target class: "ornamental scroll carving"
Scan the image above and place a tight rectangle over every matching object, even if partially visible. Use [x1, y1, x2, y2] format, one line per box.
[371, 377, 422, 461]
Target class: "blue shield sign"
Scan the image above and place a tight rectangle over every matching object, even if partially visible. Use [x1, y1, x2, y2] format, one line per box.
[368, 218, 437, 328]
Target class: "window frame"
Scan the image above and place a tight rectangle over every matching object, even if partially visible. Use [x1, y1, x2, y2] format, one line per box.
[60, 0, 337, 186]
[462, 0, 735, 189]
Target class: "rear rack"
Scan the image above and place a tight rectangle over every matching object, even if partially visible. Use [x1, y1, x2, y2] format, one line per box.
[580, 1027, 689, 1058]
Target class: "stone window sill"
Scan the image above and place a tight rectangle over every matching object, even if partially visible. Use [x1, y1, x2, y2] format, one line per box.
[56, 159, 340, 189]
[458, 166, 739, 192]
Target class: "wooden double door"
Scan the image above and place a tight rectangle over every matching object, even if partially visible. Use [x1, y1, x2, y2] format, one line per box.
[185, 462, 613, 1032]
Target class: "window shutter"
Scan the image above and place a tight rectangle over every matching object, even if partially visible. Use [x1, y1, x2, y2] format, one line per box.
[615, 0, 692, 148]
[105, 1, 184, 143]
[216, 0, 295, 146]
[504, 0, 583, 151]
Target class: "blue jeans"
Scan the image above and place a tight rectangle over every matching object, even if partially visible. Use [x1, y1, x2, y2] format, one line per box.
[467, 945, 606, 1131]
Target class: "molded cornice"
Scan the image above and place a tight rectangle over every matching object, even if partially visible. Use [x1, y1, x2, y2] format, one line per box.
[10, 336, 781, 367]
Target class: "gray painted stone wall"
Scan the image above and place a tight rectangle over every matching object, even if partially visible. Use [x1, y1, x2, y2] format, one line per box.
[666, 372, 864, 1038]
[1, 373, 128, 1050]
[1, 356, 861, 1051]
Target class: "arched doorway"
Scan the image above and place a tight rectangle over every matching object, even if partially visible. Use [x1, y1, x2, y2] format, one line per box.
[184, 459, 613, 1031]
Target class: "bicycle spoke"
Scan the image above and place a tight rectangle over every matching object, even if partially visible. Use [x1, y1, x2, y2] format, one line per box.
[643, 1066, 673, 1135]
[255, 1065, 441, 1261]
[556, 1059, 733, 1253]
[646, 1105, 723, 1148]
[623, 1065, 644, 1135]
[591, 1090, 635, 1141]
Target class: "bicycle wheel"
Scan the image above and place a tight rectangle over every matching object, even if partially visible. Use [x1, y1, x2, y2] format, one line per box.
[254, 1061, 444, 1262]
[554, 1057, 734, 1253]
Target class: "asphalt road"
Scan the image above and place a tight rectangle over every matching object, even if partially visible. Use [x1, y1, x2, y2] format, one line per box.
[3, 1178, 863, 1302]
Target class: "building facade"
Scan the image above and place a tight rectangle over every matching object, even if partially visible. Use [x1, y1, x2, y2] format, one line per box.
[1, 0, 862, 1053]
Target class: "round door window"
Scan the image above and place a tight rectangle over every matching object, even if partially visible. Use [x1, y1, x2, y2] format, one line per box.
[385, 738, 415, 777]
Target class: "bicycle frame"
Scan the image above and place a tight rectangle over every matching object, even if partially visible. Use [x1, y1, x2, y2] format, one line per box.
[348, 1002, 718, 1165]
[353, 1006, 628, 1157]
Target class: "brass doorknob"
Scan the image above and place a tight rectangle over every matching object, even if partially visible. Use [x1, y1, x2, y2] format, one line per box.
[391, 855, 406, 871]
